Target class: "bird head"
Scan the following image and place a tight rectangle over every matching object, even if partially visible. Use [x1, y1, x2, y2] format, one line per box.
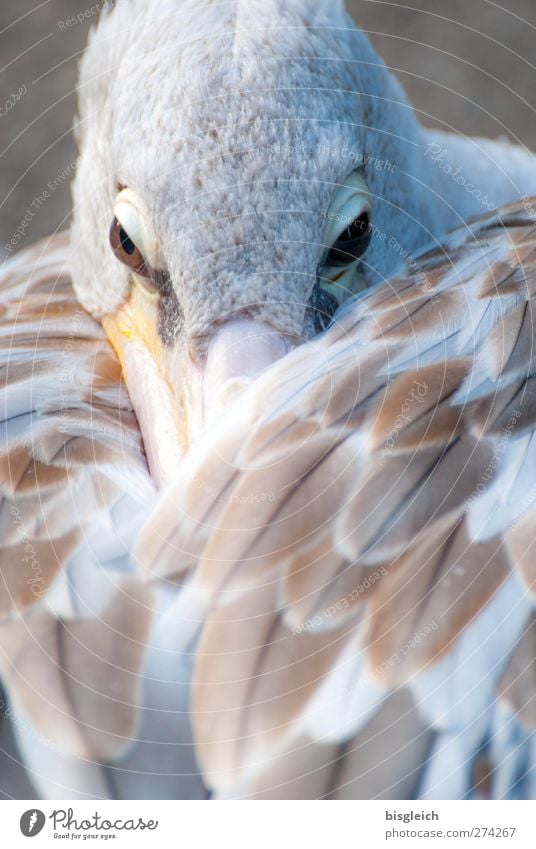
[71, 0, 430, 483]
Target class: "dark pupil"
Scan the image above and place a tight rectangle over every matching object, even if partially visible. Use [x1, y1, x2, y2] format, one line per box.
[341, 213, 369, 244]
[326, 211, 371, 267]
[119, 227, 136, 256]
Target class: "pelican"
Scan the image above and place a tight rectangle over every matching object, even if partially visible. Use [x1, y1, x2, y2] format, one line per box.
[1, 0, 536, 800]
[147, 199, 536, 799]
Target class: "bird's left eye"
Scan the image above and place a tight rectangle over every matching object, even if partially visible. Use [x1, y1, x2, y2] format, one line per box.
[325, 210, 371, 267]
[109, 217, 150, 278]
[321, 171, 373, 273]
[316, 172, 373, 309]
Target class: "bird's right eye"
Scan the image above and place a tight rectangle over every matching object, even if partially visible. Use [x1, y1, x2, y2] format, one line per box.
[109, 188, 164, 293]
[109, 217, 150, 277]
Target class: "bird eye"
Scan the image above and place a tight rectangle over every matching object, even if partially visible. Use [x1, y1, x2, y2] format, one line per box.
[321, 171, 373, 274]
[109, 217, 150, 278]
[109, 187, 162, 288]
[317, 172, 373, 306]
[325, 210, 371, 267]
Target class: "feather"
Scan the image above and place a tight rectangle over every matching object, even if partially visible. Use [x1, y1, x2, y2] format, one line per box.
[0, 579, 153, 762]
[147, 201, 536, 796]
[328, 690, 433, 800]
[191, 580, 351, 792]
[498, 616, 536, 730]
[0, 235, 153, 619]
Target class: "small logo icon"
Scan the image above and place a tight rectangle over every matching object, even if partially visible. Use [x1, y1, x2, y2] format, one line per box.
[20, 810, 45, 837]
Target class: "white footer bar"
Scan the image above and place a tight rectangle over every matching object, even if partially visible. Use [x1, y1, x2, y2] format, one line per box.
[1, 800, 533, 848]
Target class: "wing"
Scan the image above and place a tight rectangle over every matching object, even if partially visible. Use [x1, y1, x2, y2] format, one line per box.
[0, 237, 207, 800]
[138, 199, 536, 798]
[0, 233, 154, 617]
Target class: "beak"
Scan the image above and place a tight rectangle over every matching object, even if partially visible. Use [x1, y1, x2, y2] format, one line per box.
[103, 283, 291, 486]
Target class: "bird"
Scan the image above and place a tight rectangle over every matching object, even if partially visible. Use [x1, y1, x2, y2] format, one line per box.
[1, 0, 536, 800]
[146, 198, 536, 800]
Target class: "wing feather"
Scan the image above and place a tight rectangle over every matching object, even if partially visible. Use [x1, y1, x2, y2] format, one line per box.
[0, 235, 152, 618]
[137, 201, 536, 795]
[0, 579, 153, 761]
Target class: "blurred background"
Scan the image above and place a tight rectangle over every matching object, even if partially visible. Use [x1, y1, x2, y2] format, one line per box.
[1, 0, 536, 253]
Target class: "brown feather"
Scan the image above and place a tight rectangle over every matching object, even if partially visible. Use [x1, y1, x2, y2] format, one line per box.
[192, 582, 351, 791]
[0, 579, 153, 760]
[0, 235, 149, 618]
[498, 615, 536, 729]
[329, 689, 433, 799]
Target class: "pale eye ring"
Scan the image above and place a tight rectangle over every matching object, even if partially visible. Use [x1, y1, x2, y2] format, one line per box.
[325, 210, 372, 267]
[109, 216, 151, 278]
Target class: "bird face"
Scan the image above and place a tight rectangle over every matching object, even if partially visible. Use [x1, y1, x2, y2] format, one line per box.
[70, 0, 420, 481]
